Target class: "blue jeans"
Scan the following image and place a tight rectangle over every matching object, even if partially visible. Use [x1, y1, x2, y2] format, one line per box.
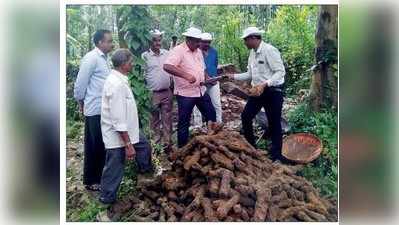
[100, 131, 152, 203]
[176, 94, 216, 147]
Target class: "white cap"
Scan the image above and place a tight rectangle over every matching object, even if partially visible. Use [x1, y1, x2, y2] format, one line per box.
[150, 29, 164, 38]
[182, 27, 202, 39]
[200, 32, 213, 41]
[241, 26, 265, 39]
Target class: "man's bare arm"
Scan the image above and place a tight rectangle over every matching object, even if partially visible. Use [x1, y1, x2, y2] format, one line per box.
[163, 64, 196, 83]
[118, 131, 135, 160]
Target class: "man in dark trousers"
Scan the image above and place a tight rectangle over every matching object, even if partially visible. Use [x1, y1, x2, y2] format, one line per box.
[228, 27, 286, 161]
[163, 27, 216, 147]
[99, 49, 153, 204]
[73, 30, 114, 191]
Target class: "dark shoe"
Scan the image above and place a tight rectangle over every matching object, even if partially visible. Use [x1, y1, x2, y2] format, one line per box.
[270, 153, 290, 163]
[278, 156, 294, 165]
[138, 166, 155, 175]
[99, 197, 115, 205]
[85, 184, 101, 192]
[164, 144, 172, 154]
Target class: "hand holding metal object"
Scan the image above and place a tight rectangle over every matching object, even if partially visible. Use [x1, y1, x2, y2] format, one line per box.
[200, 76, 225, 86]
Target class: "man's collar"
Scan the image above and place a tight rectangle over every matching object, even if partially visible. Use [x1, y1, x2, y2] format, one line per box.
[149, 48, 164, 56]
[95, 47, 106, 57]
[255, 41, 265, 54]
[112, 69, 129, 83]
[182, 41, 197, 53]
[207, 46, 216, 53]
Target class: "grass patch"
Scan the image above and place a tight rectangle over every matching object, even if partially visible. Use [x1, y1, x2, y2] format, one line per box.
[78, 201, 107, 222]
[118, 160, 139, 198]
[67, 120, 84, 140]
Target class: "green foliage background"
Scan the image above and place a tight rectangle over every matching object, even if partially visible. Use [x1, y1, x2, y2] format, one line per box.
[66, 6, 321, 130]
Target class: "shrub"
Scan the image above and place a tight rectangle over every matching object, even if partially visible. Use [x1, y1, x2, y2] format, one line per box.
[266, 6, 318, 96]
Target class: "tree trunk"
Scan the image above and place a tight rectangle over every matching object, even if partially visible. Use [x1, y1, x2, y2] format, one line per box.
[309, 5, 338, 111]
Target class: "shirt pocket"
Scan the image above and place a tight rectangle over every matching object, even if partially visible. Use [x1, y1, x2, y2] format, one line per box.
[258, 65, 267, 75]
[124, 95, 133, 118]
[96, 63, 110, 76]
[125, 90, 136, 107]
[146, 60, 159, 71]
[257, 55, 268, 74]
[125, 90, 134, 101]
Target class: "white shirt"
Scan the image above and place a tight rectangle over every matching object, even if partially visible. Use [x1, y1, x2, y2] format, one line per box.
[234, 41, 285, 87]
[101, 70, 139, 149]
[141, 48, 172, 91]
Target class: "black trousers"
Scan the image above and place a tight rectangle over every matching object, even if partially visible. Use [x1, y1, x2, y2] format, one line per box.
[241, 88, 283, 160]
[100, 132, 153, 203]
[83, 115, 106, 185]
[176, 94, 216, 148]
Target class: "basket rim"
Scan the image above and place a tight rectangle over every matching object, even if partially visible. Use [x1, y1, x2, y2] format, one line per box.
[282, 132, 323, 164]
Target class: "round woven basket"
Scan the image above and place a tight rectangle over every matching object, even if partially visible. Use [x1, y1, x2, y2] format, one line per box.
[282, 133, 322, 164]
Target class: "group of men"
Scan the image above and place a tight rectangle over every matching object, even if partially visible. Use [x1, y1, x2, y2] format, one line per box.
[73, 26, 286, 204]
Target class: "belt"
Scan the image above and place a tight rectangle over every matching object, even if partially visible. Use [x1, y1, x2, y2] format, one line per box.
[152, 88, 170, 93]
[268, 84, 284, 92]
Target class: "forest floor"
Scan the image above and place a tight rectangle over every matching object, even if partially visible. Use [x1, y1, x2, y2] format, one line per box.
[66, 83, 312, 222]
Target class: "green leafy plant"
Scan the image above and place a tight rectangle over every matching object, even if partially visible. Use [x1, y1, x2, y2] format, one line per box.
[66, 120, 83, 140]
[127, 56, 152, 135]
[215, 11, 252, 71]
[78, 201, 108, 222]
[266, 6, 318, 95]
[66, 59, 83, 124]
[117, 5, 153, 56]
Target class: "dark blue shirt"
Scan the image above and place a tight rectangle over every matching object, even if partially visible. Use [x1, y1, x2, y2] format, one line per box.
[203, 47, 218, 77]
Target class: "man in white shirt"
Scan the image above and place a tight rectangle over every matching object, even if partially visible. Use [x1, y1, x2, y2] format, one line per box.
[99, 49, 153, 204]
[141, 30, 173, 150]
[227, 27, 286, 162]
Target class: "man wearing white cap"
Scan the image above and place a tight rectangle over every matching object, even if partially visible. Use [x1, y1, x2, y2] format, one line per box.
[227, 27, 286, 161]
[163, 27, 216, 147]
[193, 32, 222, 127]
[141, 29, 173, 151]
